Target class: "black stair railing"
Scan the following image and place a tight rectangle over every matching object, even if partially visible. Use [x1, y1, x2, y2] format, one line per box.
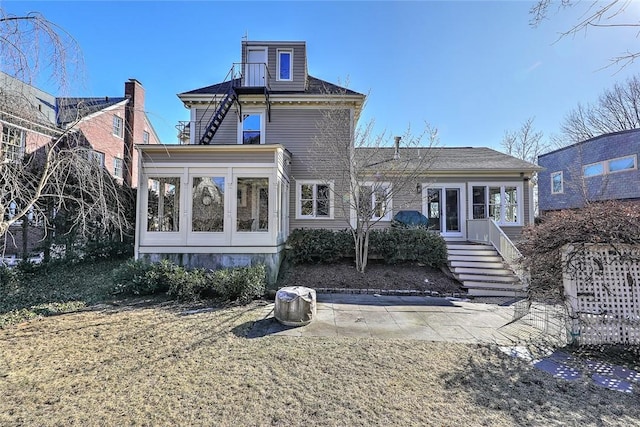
[198, 87, 237, 145]
[193, 63, 271, 145]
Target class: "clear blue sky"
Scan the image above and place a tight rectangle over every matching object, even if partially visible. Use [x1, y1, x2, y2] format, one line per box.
[4, 0, 640, 149]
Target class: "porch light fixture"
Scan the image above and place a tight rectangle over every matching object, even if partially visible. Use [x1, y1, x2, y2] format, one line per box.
[416, 183, 421, 194]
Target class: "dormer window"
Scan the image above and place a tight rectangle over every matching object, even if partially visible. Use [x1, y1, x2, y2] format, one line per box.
[277, 49, 293, 81]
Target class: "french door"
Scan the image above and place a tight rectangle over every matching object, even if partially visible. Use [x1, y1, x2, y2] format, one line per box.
[424, 184, 466, 238]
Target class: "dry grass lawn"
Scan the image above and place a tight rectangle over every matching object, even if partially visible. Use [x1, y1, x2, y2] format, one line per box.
[1, 300, 639, 427]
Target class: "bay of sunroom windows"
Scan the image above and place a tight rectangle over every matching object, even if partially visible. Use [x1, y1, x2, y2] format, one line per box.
[472, 185, 519, 224]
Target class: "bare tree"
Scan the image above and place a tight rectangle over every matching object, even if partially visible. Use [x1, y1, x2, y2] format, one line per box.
[0, 10, 129, 259]
[501, 117, 547, 216]
[558, 74, 640, 145]
[312, 99, 439, 273]
[0, 10, 82, 89]
[530, 0, 640, 69]
[501, 117, 547, 164]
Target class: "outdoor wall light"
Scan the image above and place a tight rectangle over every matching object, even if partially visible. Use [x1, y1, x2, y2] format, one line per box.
[416, 183, 422, 194]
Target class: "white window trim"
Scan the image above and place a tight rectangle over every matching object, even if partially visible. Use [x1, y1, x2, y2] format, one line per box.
[551, 171, 563, 194]
[607, 154, 637, 174]
[1, 125, 25, 161]
[112, 115, 124, 138]
[114, 157, 123, 179]
[276, 48, 293, 82]
[583, 154, 637, 178]
[296, 180, 334, 219]
[583, 161, 604, 178]
[237, 109, 266, 145]
[88, 150, 105, 167]
[361, 182, 393, 221]
[467, 183, 523, 226]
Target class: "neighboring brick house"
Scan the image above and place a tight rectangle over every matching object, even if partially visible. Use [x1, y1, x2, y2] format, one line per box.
[538, 128, 640, 213]
[135, 40, 539, 295]
[0, 71, 60, 163]
[1, 74, 160, 256]
[57, 79, 160, 186]
[1, 74, 159, 187]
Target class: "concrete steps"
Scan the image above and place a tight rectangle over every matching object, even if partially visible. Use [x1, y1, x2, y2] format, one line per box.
[446, 242, 526, 298]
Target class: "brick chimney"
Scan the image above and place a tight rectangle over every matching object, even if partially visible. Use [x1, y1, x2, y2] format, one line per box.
[124, 79, 145, 187]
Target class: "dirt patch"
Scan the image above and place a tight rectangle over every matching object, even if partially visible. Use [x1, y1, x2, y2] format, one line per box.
[277, 259, 465, 295]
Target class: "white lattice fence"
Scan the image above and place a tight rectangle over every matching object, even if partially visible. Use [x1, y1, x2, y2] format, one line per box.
[563, 244, 640, 345]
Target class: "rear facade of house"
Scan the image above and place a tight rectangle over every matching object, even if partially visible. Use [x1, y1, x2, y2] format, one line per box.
[136, 40, 539, 294]
[538, 128, 640, 213]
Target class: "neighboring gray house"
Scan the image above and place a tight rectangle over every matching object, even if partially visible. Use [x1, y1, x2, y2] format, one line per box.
[538, 128, 640, 213]
[135, 40, 539, 296]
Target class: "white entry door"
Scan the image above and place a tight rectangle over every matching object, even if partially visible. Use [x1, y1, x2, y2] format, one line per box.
[424, 184, 466, 238]
[246, 48, 267, 86]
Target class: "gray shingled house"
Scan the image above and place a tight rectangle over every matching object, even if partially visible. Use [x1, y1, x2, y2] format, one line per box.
[538, 128, 640, 213]
[134, 40, 539, 296]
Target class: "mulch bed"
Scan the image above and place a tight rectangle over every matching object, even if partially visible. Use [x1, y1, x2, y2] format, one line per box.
[277, 259, 465, 296]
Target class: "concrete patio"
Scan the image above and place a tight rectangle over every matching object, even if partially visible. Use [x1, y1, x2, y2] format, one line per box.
[252, 293, 557, 345]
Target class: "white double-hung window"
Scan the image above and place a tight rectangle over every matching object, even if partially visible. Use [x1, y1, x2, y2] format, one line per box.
[238, 110, 265, 145]
[297, 180, 333, 219]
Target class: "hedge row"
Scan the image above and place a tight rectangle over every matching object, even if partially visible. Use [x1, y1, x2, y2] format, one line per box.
[286, 228, 447, 267]
[111, 259, 266, 304]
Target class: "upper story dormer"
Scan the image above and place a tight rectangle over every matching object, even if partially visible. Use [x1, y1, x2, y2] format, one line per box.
[240, 41, 307, 92]
[177, 40, 364, 146]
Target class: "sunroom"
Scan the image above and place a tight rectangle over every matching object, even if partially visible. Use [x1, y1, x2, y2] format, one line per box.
[135, 144, 291, 282]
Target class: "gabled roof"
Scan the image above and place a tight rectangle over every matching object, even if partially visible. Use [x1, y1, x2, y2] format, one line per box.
[357, 147, 541, 172]
[179, 75, 363, 97]
[56, 96, 127, 126]
[0, 71, 57, 127]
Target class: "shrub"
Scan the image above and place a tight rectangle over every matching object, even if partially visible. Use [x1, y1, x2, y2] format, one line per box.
[286, 229, 352, 264]
[83, 238, 134, 261]
[368, 228, 447, 267]
[286, 227, 447, 267]
[519, 201, 640, 302]
[113, 258, 267, 304]
[211, 264, 267, 304]
[0, 265, 18, 289]
[166, 267, 209, 301]
[111, 259, 173, 296]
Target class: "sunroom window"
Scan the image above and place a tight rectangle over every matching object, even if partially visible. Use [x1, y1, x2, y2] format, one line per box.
[192, 177, 225, 232]
[147, 177, 180, 232]
[472, 185, 520, 225]
[237, 177, 269, 232]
